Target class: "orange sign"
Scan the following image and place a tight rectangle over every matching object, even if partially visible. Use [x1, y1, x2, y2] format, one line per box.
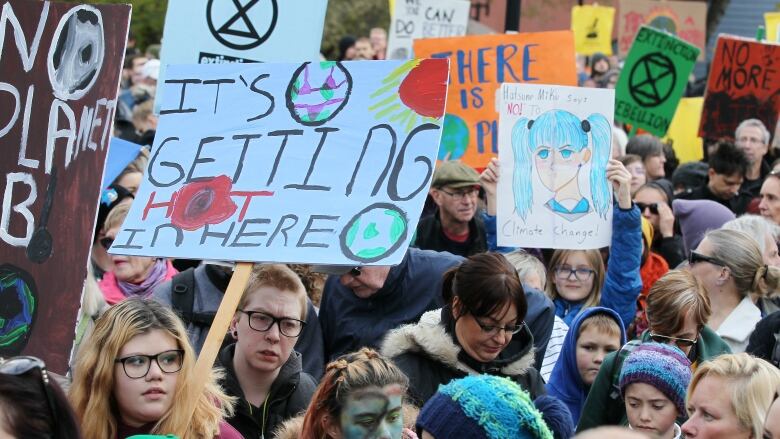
[414, 31, 577, 168]
[618, 0, 706, 61]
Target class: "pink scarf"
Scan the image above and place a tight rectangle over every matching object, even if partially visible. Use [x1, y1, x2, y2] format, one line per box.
[100, 259, 177, 305]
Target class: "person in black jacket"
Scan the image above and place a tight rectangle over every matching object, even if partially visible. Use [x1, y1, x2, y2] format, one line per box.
[219, 264, 316, 439]
[381, 252, 545, 406]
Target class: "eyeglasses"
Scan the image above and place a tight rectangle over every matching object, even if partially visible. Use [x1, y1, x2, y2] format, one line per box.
[648, 333, 698, 348]
[239, 310, 306, 337]
[348, 267, 361, 277]
[0, 356, 59, 424]
[439, 187, 479, 201]
[554, 266, 595, 281]
[635, 202, 659, 215]
[688, 251, 727, 267]
[100, 237, 113, 250]
[474, 318, 526, 337]
[115, 349, 184, 379]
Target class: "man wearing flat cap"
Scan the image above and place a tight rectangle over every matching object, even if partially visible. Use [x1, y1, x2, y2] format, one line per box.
[414, 161, 487, 257]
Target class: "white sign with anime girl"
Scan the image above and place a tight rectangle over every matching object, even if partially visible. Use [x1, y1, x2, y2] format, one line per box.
[496, 83, 615, 249]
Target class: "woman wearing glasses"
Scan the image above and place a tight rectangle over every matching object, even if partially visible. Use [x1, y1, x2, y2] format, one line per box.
[220, 264, 316, 439]
[688, 229, 780, 353]
[578, 270, 732, 432]
[381, 252, 543, 406]
[70, 298, 240, 438]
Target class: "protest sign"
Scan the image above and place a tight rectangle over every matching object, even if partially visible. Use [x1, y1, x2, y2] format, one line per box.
[615, 26, 699, 137]
[0, 0, 129, 373]
[618, 0, 706, 60]
[414, 31, 577, 169]
[663, 97, 704, 163]
[699, 36, 780, 140]
[571, 4, 615, 56]
[102, 138, 143, 190]
[767, 12, 780, 43]
[111, 60, 450, 266]
[387, 0, 470, 60]
[497, 83, 614, 249]
[157, 0, 328, 106]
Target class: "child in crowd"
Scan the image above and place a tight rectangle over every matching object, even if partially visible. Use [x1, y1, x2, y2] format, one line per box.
[547, 307, 626, 424]
[619, 343, 691, 439]
[416, 375, 555, 439]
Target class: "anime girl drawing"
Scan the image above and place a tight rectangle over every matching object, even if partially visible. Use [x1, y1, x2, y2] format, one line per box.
[511, 109, 611, 222]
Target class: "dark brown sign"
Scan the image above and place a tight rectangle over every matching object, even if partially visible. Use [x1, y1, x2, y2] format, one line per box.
[0, 0, 130, 374]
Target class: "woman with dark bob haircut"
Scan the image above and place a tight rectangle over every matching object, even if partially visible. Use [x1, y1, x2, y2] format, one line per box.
[0, 356, 81, 438]
[381, 252, 542, 405]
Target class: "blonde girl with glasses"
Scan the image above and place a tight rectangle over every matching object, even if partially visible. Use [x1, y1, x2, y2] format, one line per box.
[69, 298, 240, 439]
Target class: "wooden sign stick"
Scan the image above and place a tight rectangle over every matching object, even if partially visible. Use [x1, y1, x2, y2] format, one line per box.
[176, 261, 254, 438]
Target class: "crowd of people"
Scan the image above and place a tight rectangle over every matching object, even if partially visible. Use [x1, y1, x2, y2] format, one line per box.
[3, 12, 780, 439]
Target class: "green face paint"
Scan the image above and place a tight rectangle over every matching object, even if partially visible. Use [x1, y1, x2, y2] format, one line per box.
[339, 385, 404, 439]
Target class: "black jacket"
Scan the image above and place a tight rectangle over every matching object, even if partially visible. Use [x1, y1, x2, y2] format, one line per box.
[217, 344, 316, 439]
[677, 182, 751, 215]
[381, 307, 545, 406]
[414, 211, 487, 257]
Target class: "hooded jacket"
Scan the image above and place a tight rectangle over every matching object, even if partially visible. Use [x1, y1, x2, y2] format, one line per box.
[577, 327, 731, 432]
[381, 307, 545, 406]
[217, 344, 316, 439]
[546, 307, 627, 425]
[555, 205, 643, 329]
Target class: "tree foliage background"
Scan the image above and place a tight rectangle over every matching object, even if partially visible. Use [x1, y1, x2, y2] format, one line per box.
[321, 0, 390, 59]
[64, 0, 167, 51]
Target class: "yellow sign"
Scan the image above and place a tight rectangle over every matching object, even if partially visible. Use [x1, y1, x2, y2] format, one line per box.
[766, 12, 780, 42]
[571, 5, 615, 55]
[663, 97, 704, 163]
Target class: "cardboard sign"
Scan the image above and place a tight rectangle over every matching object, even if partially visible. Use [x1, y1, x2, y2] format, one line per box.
[497, 83, 614, 249]
[663, 97, 704, 163]
[387, 0, 470, 60]
[157, 0, 328, 100]
[615, 26, 699, 137]
[699, 36, 780, 140]
[765, 12, 780, 43]
[102, 138, 143, 190]
[571, 4, 616, 56]
[0, 0, 129, 373]
[111, 60, 449, 266]
[414, 31, 577, 169]
[618, 0, 706, 61]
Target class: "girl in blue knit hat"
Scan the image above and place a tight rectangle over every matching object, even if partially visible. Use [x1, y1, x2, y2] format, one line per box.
[619, 343, 692, 439]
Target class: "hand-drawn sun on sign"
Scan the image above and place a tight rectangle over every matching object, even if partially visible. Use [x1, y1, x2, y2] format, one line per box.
[206, 0, 278, 50]
[369, 59, 449, 132]
[628, 52, 676, 108]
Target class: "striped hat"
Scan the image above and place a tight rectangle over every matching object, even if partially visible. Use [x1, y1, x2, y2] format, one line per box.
[416, 375, 553, 439]
[619, 342, 692, 415]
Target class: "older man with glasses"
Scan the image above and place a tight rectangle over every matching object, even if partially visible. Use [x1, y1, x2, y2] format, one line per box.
[414, 160, 487, 257]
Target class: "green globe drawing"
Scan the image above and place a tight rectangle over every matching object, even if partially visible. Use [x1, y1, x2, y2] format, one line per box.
[340, 203, 409, 263]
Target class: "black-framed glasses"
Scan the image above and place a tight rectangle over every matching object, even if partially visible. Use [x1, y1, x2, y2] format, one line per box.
[688, 251, 727, 268]
[635, 202, 659, 215]
[100, 237, 113, 250]
[439, 187, 479, 201]
[0, 356, 59, 424]
[239, 310, 306, 337]
[348, 266, 361, 277]
[474, 318, 526, 337]
[114, 349, 184, 379]
[649, 332, 698, 348]
[554, 266, 595, 281]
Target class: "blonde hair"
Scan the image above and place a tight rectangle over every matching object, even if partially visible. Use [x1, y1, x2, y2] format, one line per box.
[646, 270, 710, 334]
[113, 148, 149, 186]
[688, 353, 780, 437]
[241, 264, 308, 320]
[579, 313, 622, 340]
[70, 298, 234, 439]
[103, 202, 130, 232]
[545, 249, 605, 309]
[299, 348, 408, 439]
[504, 250, 547, 290]
[704, 229, 780, 298]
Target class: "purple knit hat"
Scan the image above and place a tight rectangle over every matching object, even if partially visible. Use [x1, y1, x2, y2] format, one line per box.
[672, 199, 736, 255]
[619, 343, 692, 415]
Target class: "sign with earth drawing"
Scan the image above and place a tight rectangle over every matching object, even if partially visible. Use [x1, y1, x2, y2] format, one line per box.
[615, 26, 699, 137]
[156, 0, 328, 111]
[110, 60, 450, 265]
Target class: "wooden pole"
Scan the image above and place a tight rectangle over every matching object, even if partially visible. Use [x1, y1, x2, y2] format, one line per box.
[176, 262, 254, 438]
